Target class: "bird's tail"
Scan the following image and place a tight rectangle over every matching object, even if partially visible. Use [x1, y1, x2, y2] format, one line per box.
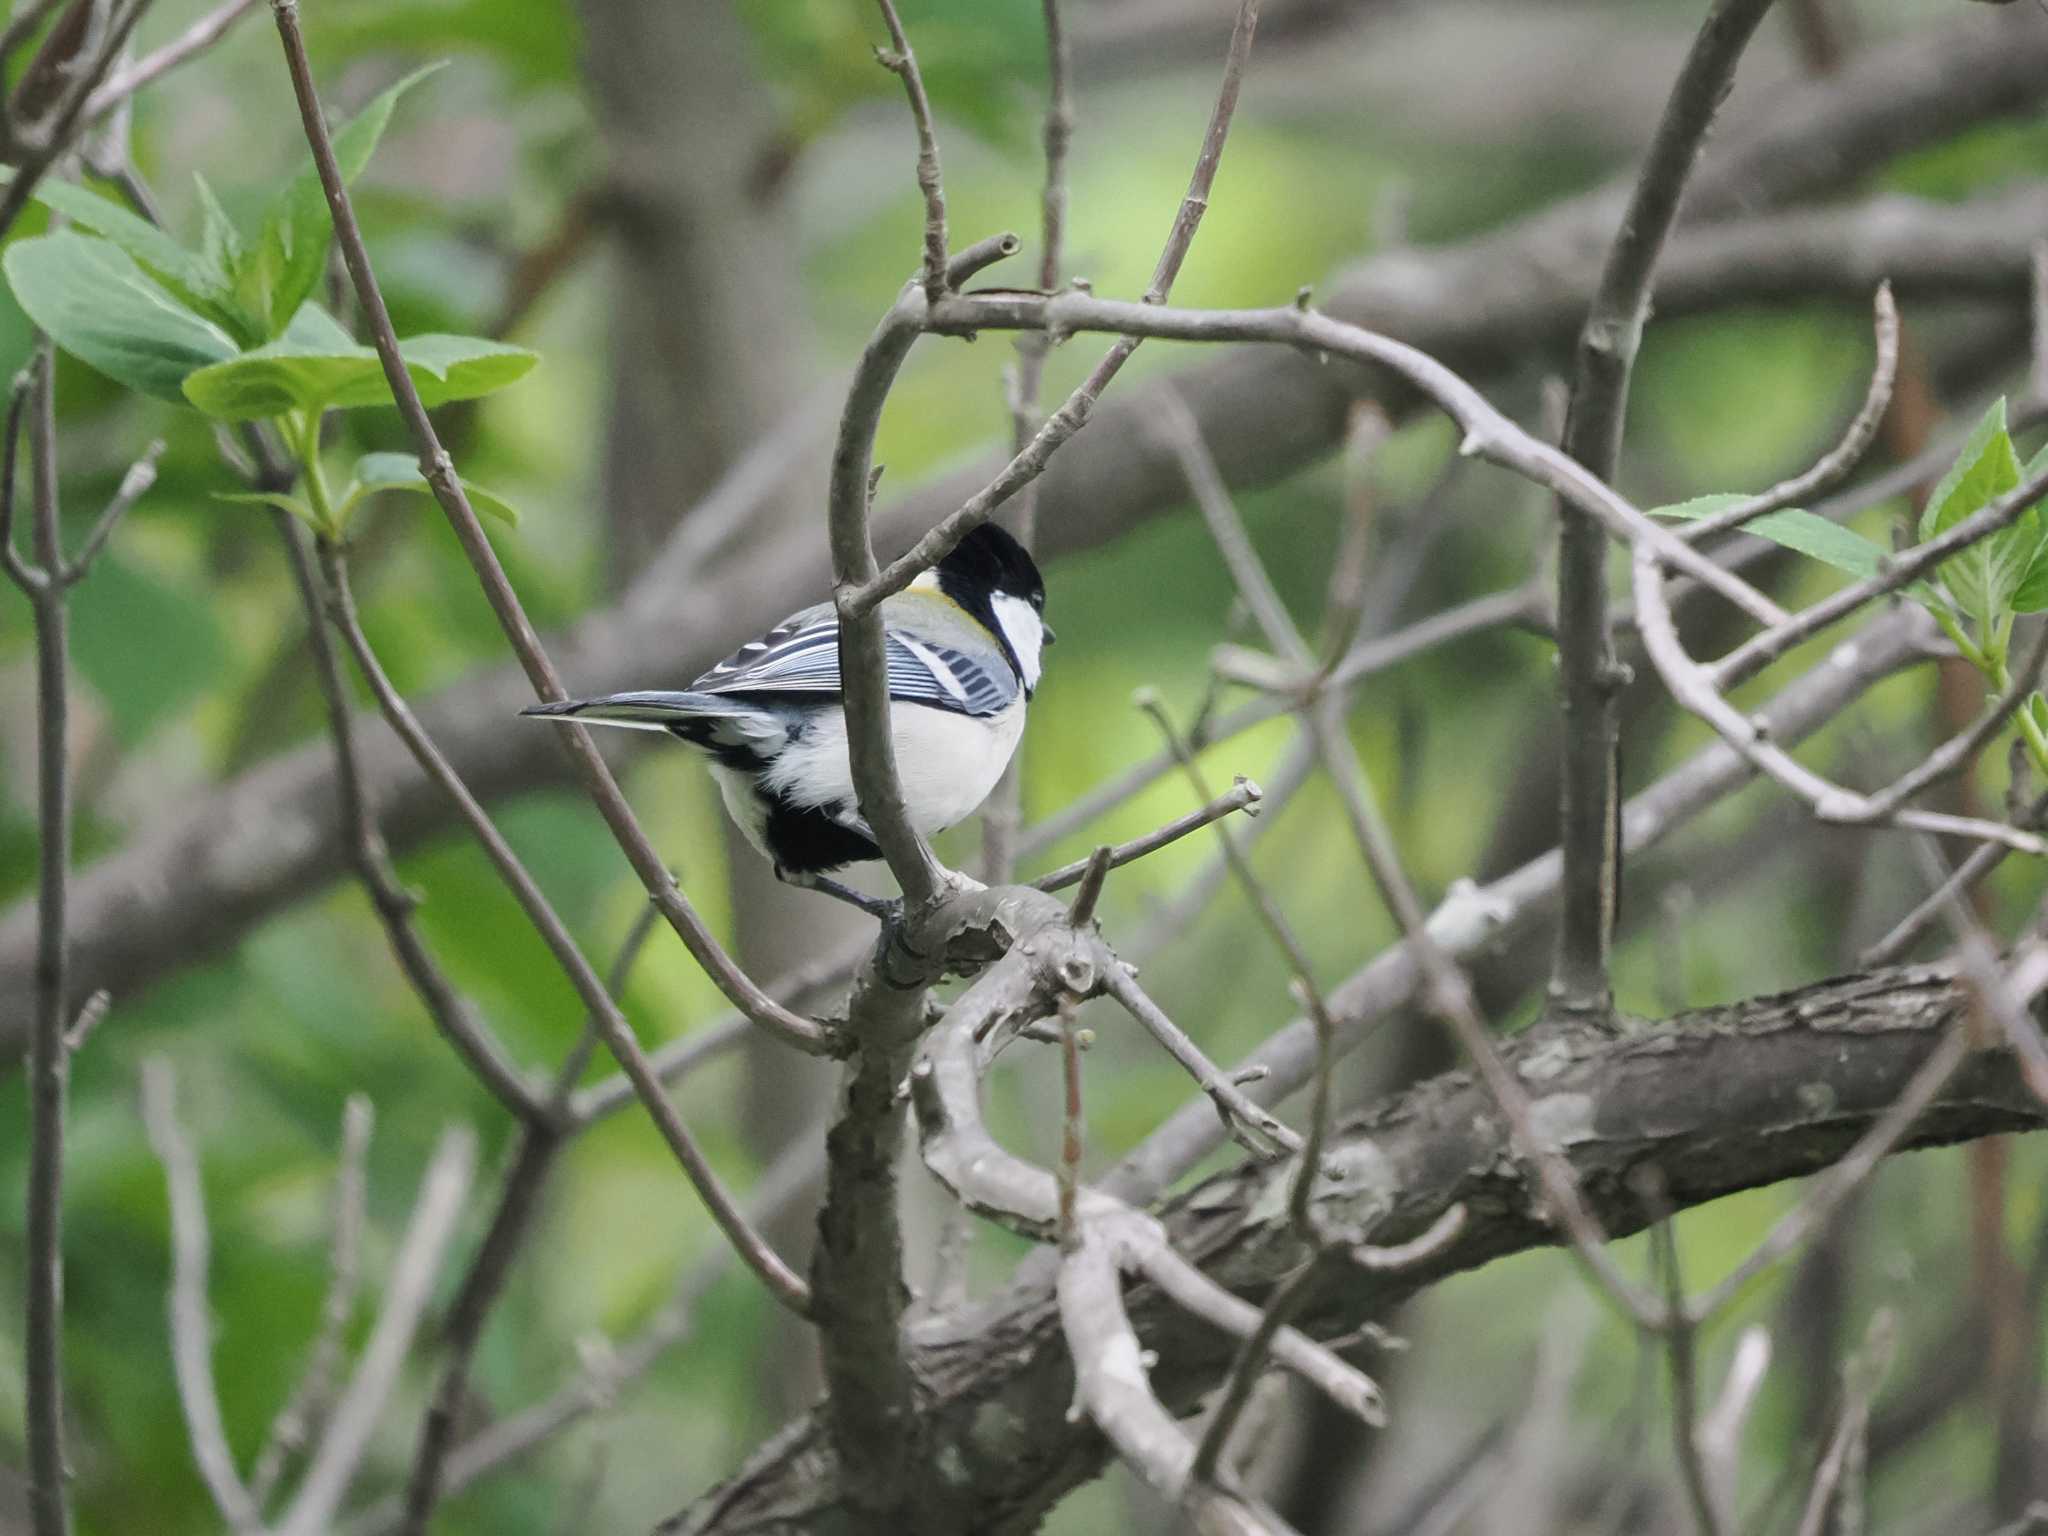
[520, 690, 730, 733]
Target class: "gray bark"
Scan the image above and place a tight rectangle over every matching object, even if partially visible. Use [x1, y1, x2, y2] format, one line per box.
[665, 965, 2043, 1533]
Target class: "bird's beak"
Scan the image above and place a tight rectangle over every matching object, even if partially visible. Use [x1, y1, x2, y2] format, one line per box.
[1042, 624, 1058, 645]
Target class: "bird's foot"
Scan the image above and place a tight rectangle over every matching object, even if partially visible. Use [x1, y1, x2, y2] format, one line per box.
[780, 868, 901, 922]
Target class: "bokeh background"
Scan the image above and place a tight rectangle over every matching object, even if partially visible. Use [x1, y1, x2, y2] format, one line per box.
[3, 0, 2047, 1530]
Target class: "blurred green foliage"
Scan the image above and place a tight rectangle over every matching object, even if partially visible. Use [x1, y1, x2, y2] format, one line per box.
[0, 2, 2044, 1533]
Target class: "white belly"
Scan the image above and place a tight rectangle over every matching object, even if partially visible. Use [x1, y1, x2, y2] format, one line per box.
[708, 699, 1026, 864]
[779, 699, 1023, 828]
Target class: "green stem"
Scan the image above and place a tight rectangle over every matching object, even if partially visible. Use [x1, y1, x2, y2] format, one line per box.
[293, 410, 339, 536]
[1935, 605, 1989, 673]
[1991, 656, 2048, 786]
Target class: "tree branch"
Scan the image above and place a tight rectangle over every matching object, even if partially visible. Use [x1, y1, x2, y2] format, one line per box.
[13, 91, 2048, 1042]
[1550, 0, 1776, 1020]
[672, 964, 2048, 1533]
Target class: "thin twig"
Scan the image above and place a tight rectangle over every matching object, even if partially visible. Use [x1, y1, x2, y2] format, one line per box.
[140, 1059, 262, 1534]
[980, 0, 1074, 883]
[1030, 777, 1263, 892]
[315, 540, 812, 1316]
[247, 1095, 372, 1512]
[1794, 1313, 1895, 1536]
[871, 0, 947, 305]
[1187, 1258, 1321, 1492]
[1057, 991, 1082, 1248]
[1634, 536, 2048, 857]
[1861, 790, 2048, 966]
[338, 1132, 824, 1536]
[1104, 963, 1299, 1159]
[276, 1127, 478, 1536]
[266, 0, 835, 1058]
[1675, 285, 1899, 543]
[1698, 1326, 1772, 1531]
[1134, 692, 1331, 1026]
[1647, 1184, 1725, 1536]
[273, 515, 542, 1122]
[58, 438, 159, 585]
[14, 346, 70, 1536]
[83, 0, 260, 119]
[846, 0, 1263, 619]
[397, 904, 660, 1534]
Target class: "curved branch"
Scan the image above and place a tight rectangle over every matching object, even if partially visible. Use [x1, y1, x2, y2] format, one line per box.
[668, 965, 2048, 1534]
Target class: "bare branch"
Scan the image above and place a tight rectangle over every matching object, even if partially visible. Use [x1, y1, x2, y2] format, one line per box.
[273, 517, 543, 1122]
[1108, 606, 1934, 1207]
[1030, 777, 1263, 893]
[1698, 1326, 1771, 1531]
[1647, 1188, 1724, 1536]
[871, 0, 947, 305]
[846, 0, 1263, 619]
[1104, 962, 1299, 1160]
[277, 1126, 478, 1536]
[314, 541, 813, 1314]
[1632, 536, 2048, 857]
[57, 436, 160, 586]
[1675, 284, 1899, 544]
[1550, 0, 1777, 1020]
[140, 1059, 262, 1534]
[16, 347, 70, 1536]
[84, 0, 261, 120]
[248, 1095, 372, 1512]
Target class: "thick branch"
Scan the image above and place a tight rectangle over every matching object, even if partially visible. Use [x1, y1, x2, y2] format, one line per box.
[670, 966, 2047, 1533]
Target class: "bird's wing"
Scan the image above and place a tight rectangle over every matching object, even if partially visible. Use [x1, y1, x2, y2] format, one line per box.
[689, 603, 1019, 718]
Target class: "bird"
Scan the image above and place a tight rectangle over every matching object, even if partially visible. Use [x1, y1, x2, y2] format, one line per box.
[521, 520, 1052, 916]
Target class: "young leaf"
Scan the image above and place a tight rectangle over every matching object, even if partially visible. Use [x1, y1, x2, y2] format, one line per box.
[2007, 439, 2048, 613]
[1648, 493, 1888, 581]
[10, 172, 247, 336]
[191, 173, 244, 290]
[351, 449, 520, 527]
[4, 232, 239, 401]
[180, 329, 537, 419]
[240, 62, 445, 338]
[1917, 397, 2029, 626]
[1920, 399, 2015, 542]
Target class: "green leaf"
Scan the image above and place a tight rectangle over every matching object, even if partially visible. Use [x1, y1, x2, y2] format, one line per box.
[211, 489, 322, 531]
[1918, 398, 2030, 626]
[1648, 493, 1889, 581]
[180, 328, 537, 419]
[1921, 400, 2016, 542]
[351, 449, 520, 527]
[191, 173, 244, 288]
[3, 232, 239, 401]
[2009, 439, 2048, 612]
[14, 173, 245, 334]
[241, 62, 445, 338]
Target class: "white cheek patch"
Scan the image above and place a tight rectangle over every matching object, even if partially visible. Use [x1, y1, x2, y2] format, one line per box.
[991, 593, 1044, 691]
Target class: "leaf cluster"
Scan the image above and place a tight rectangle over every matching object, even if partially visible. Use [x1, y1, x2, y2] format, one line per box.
[0, 66, 529, 536]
